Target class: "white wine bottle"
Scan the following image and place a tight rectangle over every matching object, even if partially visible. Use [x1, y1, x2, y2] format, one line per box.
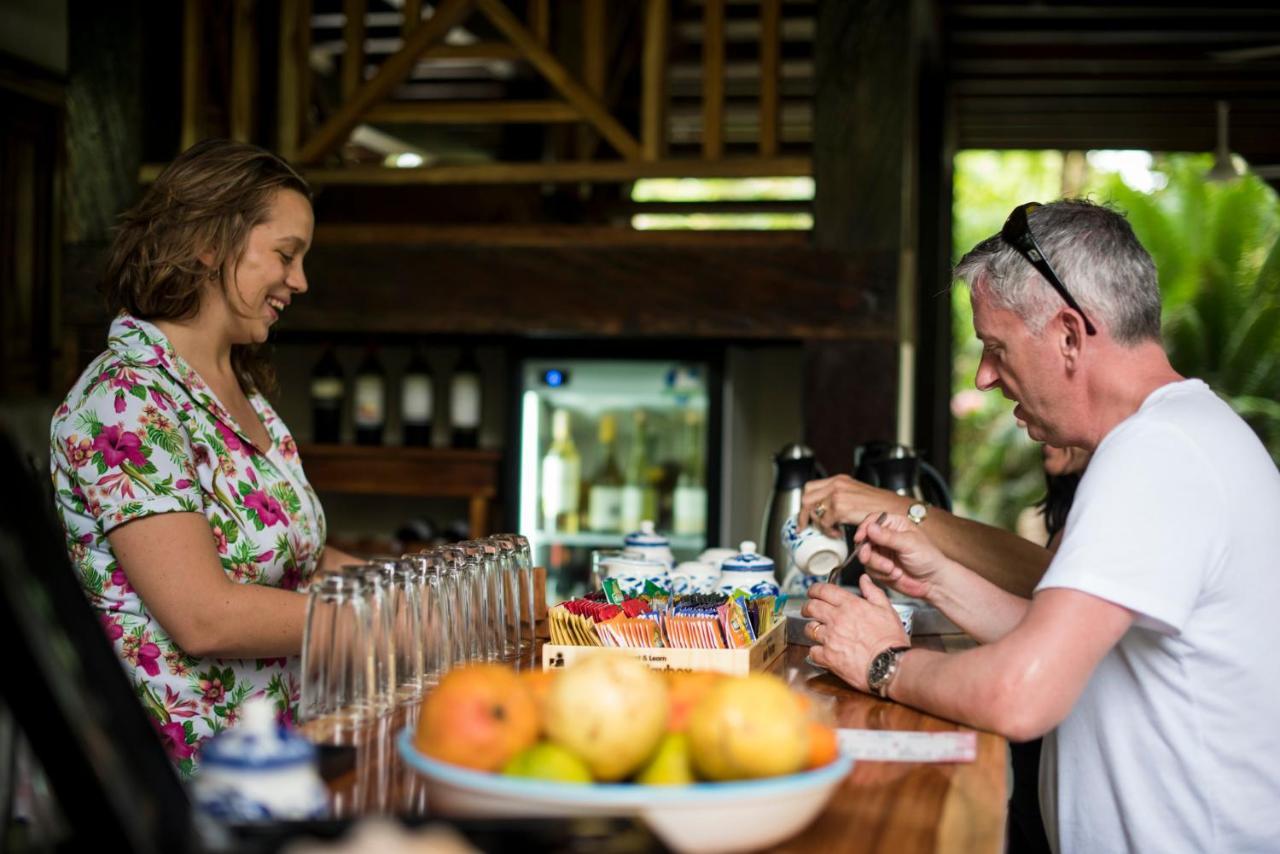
[586, 414, 624, 532]
[450, 350, 482, 448]
[401, 345, 433, 446]
[620, 410, 657, 533]
[673, 410, 707, 536]
[541, 409, 581, 534]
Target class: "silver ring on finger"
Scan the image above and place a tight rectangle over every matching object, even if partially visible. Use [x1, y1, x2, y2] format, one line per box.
[813, 503, 828, 521]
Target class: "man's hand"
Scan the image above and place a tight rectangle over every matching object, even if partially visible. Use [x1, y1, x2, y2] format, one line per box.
[802, 575, 910, 693]
[853, 512, 947, 601]
[798, 474, 909, 538]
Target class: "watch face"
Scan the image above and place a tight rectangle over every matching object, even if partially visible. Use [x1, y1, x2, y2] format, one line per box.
[869, 650, 894, 685]
[908, 502, 927, 524]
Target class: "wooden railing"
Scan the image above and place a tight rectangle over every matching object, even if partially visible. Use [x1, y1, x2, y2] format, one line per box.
[165, 0, 811, 185]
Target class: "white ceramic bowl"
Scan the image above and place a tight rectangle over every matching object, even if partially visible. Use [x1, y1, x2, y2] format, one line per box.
[398, 730, 854, 853]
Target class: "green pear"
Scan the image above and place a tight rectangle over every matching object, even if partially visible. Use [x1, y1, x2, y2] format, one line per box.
[635, 732, 696, 785]
[502, 741, 593, 783]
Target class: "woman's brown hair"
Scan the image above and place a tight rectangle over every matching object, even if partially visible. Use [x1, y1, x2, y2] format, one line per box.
[101, 139, 312, 394]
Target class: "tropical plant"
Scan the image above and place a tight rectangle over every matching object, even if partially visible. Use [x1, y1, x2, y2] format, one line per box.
[950, 152, 1280, 531]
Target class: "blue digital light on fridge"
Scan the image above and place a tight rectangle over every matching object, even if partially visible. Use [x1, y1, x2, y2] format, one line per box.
[541, 368, 568, 387]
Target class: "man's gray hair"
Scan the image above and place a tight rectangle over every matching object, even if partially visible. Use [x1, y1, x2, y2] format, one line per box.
[953, 199, 1162, 345]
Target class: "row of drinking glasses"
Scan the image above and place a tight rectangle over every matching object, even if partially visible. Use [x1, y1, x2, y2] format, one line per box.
[297, 534, 536, 736]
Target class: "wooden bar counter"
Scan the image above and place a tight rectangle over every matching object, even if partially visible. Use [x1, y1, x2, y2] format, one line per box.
[325, 639, 1007, 854]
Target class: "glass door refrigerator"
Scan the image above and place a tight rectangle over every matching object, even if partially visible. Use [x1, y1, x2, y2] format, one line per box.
[509, 355, 721, 603]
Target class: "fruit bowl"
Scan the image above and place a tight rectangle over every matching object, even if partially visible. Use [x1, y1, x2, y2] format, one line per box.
[397, 729, 854, 854]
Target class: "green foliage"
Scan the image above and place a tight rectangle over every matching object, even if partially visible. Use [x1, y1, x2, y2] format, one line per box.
[951, 151, 1280, 530]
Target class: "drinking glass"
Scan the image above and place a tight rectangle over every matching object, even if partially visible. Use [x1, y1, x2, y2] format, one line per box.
[508, 534, 537, 649]
[439, 545, 486, 662]
[403, 551, 453, 684]
[365, 558, 424, 710]
[299, 570, 372, 732]
[463, 539, 510, 659]
[345, 565, 397, 717]
[488, 536, 522, 655]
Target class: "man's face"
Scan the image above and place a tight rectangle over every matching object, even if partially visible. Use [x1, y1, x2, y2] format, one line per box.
[971, 287, 1068, 443]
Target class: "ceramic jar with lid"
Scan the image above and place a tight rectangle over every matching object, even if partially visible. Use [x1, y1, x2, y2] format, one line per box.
[193, 696, 328, 822]
[623, 520, 675, 569]
[715, 540, 781, 598]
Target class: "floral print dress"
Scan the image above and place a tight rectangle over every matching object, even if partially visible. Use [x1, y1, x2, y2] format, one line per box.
[50, 314, 326, 778]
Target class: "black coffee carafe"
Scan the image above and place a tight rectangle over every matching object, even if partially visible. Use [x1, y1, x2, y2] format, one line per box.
[853, 441, 952, 511]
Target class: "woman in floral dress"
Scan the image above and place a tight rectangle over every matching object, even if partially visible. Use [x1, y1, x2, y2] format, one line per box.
[50, 140, 358, 778]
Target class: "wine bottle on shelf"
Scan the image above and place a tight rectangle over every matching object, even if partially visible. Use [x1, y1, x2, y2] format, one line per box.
[450, 349, 482, 449]
[310, 345, 344, 444]
[586, 413, 624, 533]
[401, 345, 434, 447]
[620, 410, 657, 533]
[353, 345, 386, 446]
[541, 409, 581, 534]
[673, 410, 708, 536]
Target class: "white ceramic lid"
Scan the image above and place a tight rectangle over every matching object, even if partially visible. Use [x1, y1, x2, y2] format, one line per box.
[721, 540, 775, 572]
[201, 696, 316, 770]
[624, 520, 669, 547]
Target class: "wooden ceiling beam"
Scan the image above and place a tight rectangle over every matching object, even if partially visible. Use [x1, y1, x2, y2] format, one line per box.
[363, 100, 580, 124]
[474, 0, 643, 160]
[298, 0, 477, 164]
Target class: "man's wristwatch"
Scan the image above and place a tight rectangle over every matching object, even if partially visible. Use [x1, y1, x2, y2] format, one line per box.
[867, 645, 912, 698]
[907, 502, 928, 526]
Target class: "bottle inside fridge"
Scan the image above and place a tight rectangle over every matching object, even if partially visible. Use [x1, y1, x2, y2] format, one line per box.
[516, 358, 716, 602]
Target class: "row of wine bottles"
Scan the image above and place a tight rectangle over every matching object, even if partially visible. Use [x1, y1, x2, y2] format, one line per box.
[541, 408, 707, 536]
[310, 345, 483, 447]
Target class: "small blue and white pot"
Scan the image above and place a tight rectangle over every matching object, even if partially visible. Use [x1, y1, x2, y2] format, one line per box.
[600, 554, 670, 597]
[193, 697, 328, 823]
[623, 520, 675, 569]
[715, 541, 781, 598]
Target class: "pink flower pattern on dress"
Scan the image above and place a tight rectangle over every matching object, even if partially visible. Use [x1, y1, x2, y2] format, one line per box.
[92, 425, 147, 469]
[50, 314, 326, 779]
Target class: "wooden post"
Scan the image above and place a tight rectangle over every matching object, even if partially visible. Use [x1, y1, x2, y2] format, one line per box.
[580, 0, 606, 156]
[529, 0, 550, 47]
[181, 0, 203, 151]
[809, 0, 946, 474]
[469, 494, 489, 538]
[403, 0, 422, 35]
[702, 0, 725, 159]
[277, 0, 308, 159]
[230, 0, 256, 143]
[342, 0, 367, 101]
[642, 0, 668, 161]
[299, 0, 477, 164]
[759, 0, 781, 157]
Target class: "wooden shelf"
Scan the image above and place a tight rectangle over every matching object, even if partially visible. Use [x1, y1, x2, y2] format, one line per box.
[298, 444, 502, 536]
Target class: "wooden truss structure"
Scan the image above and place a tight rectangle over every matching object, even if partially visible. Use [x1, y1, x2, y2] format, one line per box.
[169, 0, 810, 185]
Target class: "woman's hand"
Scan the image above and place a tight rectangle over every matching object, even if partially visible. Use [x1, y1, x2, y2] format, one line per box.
[798, 474, 909, 538]
[802, 575, 910, 693]
[852, 512, 947, 602]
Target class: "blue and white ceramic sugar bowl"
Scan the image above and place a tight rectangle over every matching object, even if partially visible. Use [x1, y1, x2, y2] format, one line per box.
[623, 520, 675, 569]
[715, 541, 781, 598]
[193, 696, 328, 823]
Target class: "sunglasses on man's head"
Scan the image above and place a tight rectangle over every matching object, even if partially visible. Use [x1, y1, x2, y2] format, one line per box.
[1000, 202, 1097, 336]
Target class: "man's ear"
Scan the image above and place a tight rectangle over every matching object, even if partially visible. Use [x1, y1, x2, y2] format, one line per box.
[1059, 309, 1086, 369]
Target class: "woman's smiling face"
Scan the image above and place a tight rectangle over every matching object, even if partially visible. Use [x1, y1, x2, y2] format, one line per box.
[219, 188, 313, 345]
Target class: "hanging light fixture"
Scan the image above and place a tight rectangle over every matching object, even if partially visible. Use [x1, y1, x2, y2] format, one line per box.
[1207, 100, 1242, 182]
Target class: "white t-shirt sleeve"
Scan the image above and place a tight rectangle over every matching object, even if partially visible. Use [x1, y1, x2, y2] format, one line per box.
[1036, 418, 1225, 636]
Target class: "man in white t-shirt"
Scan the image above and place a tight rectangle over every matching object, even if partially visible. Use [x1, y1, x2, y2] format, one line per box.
[800, 199, 1280, 853]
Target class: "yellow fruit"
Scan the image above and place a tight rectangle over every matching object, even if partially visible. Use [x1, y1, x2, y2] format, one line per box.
[415, 664, 539, 772]
[543, 653, 669, 782]
[502, 741, 593, 783]
[687, 674, 809, 780]
[635, 732, 696, 785]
